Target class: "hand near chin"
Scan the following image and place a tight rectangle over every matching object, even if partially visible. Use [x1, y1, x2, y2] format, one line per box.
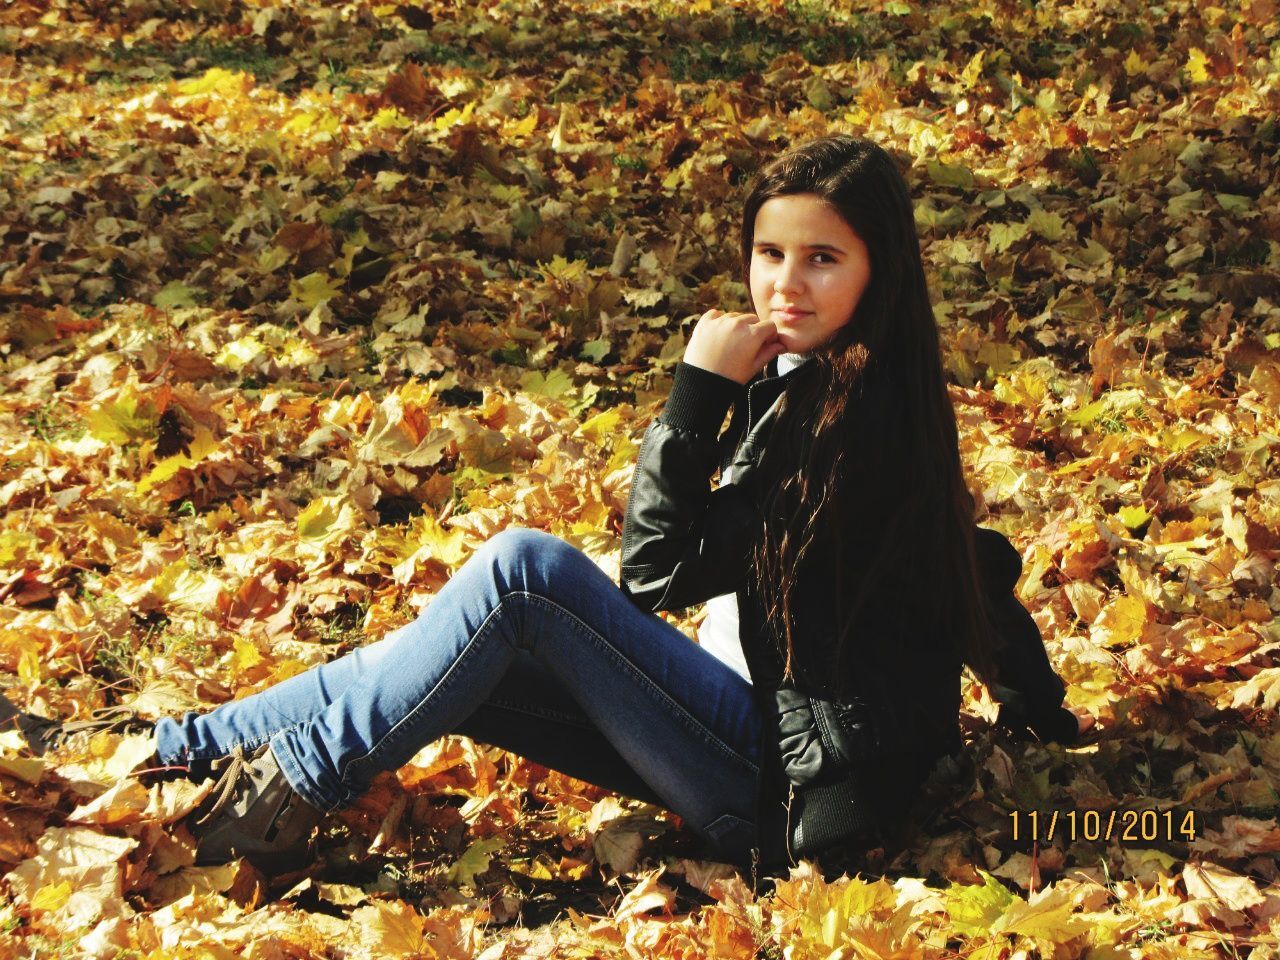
[683, 309, 787, 385]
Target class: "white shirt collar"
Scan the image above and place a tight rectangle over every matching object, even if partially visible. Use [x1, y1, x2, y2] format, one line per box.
[775, 352, 812, 376]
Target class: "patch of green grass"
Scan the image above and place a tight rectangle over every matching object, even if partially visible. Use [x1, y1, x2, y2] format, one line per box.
[23, 402, 84, 444]
[321, 58, 360, 93]
[612, 153, 648, 172]
[96, 37, 287, 84]
[92, 633, 146, 689]
[163, 628, 215, 669]
[315, 601, 371, 647]
[360, 335, 380, 370]
[168, 39, 287, 80]
[654, 6, 866, 82]
[405, 36, 489, 72]
[1219, 236, 1271, 267]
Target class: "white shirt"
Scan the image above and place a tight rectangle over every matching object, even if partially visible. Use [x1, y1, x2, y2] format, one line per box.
[697, 352, 811, 682]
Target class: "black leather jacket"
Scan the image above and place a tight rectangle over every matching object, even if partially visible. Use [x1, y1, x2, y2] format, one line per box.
[619, 358, 1079, 869]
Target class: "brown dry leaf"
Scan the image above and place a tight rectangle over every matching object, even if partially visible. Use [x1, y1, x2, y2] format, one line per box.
[994, 883, 1089, 947]
[1182, 861, 1266, 914]
[613, 868, 676, 923]
[4, 0, 1280, 955]
[384, 61, 434, 114]
[66, 778, 150, 827]
[348, 901, 479, 960]
[1191, 816, 1280, 858]
[5, 826, 138, 930]
[349, 900, 429, 959]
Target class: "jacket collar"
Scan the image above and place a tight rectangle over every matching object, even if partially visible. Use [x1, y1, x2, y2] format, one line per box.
[744, 353, 814, 428]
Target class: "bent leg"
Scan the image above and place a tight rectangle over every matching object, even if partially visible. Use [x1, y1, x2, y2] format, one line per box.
[158, 528, 761, 860]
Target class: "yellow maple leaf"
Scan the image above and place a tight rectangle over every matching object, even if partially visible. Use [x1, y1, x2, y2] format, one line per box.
[433, 100, 476, 131]
[214, 333, 266, 372]
[17, 647, 42, 686]
[1186, 47, 1210, 83]
[372, 106, 413, 129]
[1116, 504, 1150, 531]
[30, 881, 71, 912]
[176, 67, 253, 98]
[136, 424, 220, 495]
[578, 408, 621, 443]
[283, 108, 342, 138]
[152, 559, 224, 612]
[233, 636, 263, 672]
[290, 272, 343, 308]
[1232, 667, 1280, 712]
[994, 884, 1087, 945]
[961, 50, 986, 87]
[351, 898, 428, 957]
[86, 389, 158, 444]
[502, 112, 537, 139]
[1091, 595, 1148, 647]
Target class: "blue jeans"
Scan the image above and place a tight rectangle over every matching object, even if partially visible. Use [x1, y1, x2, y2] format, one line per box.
[154, 528, 762, 860]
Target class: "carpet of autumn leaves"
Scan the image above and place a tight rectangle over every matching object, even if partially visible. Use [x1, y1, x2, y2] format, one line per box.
[1, 0, 1280, 955]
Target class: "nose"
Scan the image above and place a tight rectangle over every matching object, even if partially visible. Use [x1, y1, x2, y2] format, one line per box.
[774, 255, 804, 296]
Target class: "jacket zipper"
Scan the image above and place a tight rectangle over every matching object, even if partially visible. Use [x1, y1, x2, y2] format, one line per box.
[784, 782, 797, 866]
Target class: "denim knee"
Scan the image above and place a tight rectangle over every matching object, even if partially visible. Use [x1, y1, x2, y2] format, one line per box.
[478, 526, 579, 590]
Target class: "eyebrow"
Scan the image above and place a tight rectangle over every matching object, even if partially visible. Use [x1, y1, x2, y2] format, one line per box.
[753, 241, 845, 254]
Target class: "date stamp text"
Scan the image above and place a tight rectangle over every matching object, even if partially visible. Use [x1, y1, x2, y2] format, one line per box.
[1010, 808, 1198, 843]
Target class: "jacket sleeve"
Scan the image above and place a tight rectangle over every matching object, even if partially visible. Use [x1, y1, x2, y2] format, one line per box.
[619, 361, 758, 613]
[975, 528, 1080, 745]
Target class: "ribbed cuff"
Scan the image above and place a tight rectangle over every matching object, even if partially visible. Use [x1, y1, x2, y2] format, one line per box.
[791, 776, 884, 858]
[658, 361, 744, 438]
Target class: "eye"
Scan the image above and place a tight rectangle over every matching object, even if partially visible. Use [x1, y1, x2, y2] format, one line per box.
[813, 252, 836, 264]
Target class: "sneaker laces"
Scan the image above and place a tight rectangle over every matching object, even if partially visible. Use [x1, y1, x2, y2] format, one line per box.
[195, 744, 256, 827]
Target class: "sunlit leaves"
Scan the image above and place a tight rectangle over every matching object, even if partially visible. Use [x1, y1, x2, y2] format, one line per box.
[1, 0, 1279, 954]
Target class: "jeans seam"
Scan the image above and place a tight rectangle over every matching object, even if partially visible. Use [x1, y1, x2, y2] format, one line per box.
[484, 698, 594, 727]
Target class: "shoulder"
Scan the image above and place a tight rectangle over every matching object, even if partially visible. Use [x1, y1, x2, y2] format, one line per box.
[974, 527, 1023, 596]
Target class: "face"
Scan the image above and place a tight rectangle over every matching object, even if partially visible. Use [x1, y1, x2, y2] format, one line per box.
[748, 193, 872, 355]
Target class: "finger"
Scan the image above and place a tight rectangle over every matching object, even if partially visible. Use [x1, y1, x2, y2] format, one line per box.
[751, 338, 787, 370]
[749, 316, 777, 338]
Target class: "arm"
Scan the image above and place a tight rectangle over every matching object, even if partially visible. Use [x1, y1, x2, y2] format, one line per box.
[619, 361, 757, 613]
[975, 527, 1080, 745]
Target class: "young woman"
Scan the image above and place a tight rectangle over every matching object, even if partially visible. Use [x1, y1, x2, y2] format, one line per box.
[2, 135, 1090, 876]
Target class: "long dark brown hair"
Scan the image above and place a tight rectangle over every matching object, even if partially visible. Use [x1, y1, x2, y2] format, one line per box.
[741, 135, 1002, 689]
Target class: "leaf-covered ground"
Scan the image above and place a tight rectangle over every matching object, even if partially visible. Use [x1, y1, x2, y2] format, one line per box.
[1, 0, 1278, 955]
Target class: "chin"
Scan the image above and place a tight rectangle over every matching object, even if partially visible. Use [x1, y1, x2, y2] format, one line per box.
[776, 330, 802, 350]
[780, 336, 812, 354]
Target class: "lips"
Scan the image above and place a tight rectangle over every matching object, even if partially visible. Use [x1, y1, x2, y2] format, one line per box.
[773, 307, 812, 319]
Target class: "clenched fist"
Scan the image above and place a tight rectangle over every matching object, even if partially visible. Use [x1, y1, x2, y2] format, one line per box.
[683, 309, 787, 386]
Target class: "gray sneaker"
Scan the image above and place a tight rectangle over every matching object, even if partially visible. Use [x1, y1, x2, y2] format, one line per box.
[189, 742, 323, 872]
